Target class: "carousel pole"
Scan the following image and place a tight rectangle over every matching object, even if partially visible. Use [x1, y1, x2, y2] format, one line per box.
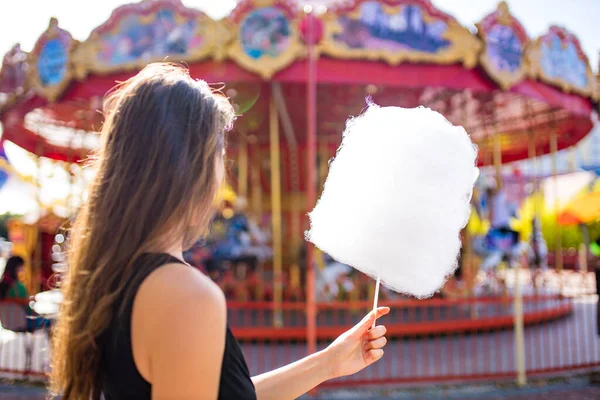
[490, 103, 506, 300]
[514, 248, 527, 387]
[250, 139, 263, 220]
[315, 139, 328, 273]
[33, 142, 43, 295]
[493, 99, 524, 386]
[493, 124, 502, 190]
[269, 88, 283, 328]
[516, 100, 541, 388]
[527, 102, 540, 267]
[273, 82, 301, 283]
[305, 8, 318, 357]
[238, 134, 248, 200]
[460, 93, 475, 304]
[66, 138, 75, 214]
[550, 114, 563, 283]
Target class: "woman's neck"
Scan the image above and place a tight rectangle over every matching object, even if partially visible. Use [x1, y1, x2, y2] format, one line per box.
[147, 240, 184, 261]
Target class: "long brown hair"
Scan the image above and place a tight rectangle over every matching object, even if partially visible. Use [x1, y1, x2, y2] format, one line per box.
[50, 63, 235, 399]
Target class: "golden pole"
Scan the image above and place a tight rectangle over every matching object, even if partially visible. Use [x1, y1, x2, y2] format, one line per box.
[550, 124, 563, 274]
[460, 95, 476, 303]
[526, 100, 541, 276]
[515, 102, 538, 388]
[493, 130, 502, 189]
[33, 143, 43, 295]
[315, 139, 329, 273]
[528, 133, 538, 222]
[270, 92, 283, 328]
[318, 140, 328, 192]
[515, 250, 527, 387]
[238, 136, 248, 200]
[250, 145, 263, 219]
[289, 150, 300, 256]
[66, 138, 75, 215]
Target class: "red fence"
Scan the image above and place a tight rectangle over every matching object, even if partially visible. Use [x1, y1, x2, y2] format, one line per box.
[0, 270, 597, 388]
[232, 269, 599, 388]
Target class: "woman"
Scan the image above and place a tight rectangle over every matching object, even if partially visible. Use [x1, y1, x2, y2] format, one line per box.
[0, 255, 27, 303]
[50, 63, 389, 400]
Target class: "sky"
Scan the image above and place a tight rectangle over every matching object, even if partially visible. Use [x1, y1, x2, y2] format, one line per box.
[0, 0, 598, 215]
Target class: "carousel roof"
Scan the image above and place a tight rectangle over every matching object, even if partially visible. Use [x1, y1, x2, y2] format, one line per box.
[0, 0, 597, 165]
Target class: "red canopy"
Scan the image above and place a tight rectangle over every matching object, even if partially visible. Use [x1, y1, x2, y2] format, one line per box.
[0, 0, 597, 166]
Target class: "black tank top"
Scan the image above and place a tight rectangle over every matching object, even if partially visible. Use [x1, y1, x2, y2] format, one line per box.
[100, 253, 256, 399]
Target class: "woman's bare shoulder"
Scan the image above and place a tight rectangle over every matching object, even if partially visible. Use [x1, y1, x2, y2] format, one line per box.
[136, 262, 226, 324]
[132, 262, 227, 390]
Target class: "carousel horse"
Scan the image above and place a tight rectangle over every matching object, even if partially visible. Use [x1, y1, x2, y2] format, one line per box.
[473, 226, 524, 296]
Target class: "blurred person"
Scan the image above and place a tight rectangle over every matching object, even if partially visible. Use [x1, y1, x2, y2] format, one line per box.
[0, 255, 27, 303]
[234, 197, 273, 264]
[0, 255, 52, 331]
[50, 63, 389, 400]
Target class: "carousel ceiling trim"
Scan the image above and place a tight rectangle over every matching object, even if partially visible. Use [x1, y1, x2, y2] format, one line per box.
[528, 25, 596, 97]
[0, 0, 598, 165]
[71, 0, 232, 80]
[226, 0, 306, 79]
[28, 18, 78, 103]
[318, 0, 481, 68]
[476, 1, 529, 90]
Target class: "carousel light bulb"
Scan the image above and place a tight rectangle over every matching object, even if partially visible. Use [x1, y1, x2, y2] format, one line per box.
[366, 84, 378, 95]
[306, 103, 478, 298]
[226, 88, 238, 98]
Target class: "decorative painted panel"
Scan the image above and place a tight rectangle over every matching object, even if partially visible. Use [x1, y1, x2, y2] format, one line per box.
[29, 18, 77, 102]
[320, 0, 480, 67]
[228, 0, 305, 79]
[529, 26, 594, 96]
[477, 2, 529, 89]
[73, 0, 230, 78]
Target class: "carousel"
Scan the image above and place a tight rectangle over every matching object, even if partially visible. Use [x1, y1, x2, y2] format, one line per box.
[0, 0, 598, 346]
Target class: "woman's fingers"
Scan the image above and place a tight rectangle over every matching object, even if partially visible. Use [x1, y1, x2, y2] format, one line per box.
[353, 307, 390, 335]
[365, 336, 387, 351]
[367, 325, 386, 340]
[374, 307, 390, 318]
[366, 348, 384, 364]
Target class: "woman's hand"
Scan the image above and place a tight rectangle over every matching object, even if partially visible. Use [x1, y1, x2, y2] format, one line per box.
[324, 307, 390, 379]
[251, 306, 390, 400]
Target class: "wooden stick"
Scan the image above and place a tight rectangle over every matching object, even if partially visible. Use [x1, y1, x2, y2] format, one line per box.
[372, 274, 381, 329]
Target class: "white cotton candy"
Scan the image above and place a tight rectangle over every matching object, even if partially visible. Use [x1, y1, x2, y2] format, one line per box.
[306, 104, 479, 298]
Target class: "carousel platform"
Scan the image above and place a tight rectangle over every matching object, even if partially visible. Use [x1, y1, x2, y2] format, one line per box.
[228, 269, 585, 342]
[228, 293, 573, 342]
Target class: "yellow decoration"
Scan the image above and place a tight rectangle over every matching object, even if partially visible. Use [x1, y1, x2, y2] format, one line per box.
[467, 206, 490, 236]
[510, 192, 545, 241]
[214, 182, 237, 206]
[319, 2, 481, 68]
